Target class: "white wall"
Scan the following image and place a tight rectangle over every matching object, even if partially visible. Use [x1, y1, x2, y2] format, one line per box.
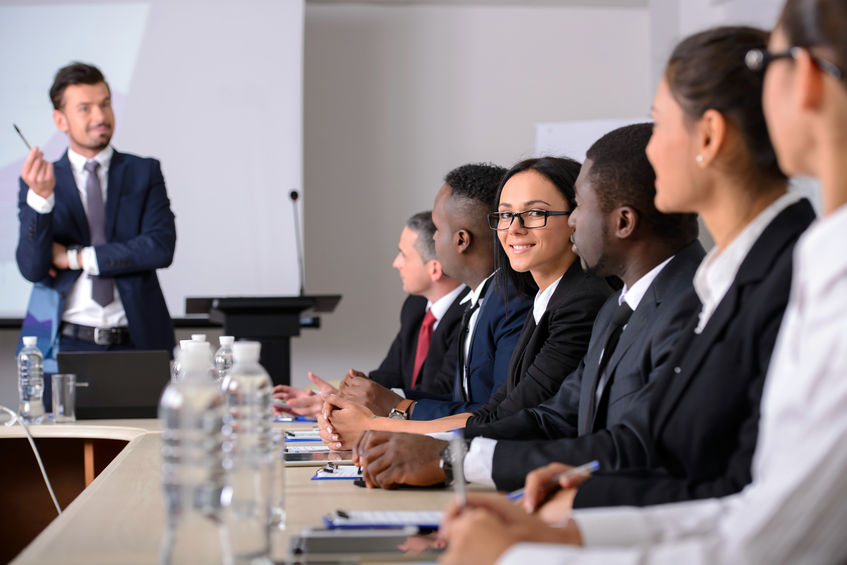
[289, 2, 652, 387]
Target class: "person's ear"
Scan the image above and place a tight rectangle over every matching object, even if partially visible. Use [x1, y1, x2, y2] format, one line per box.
[455, 229, 472, 254]
[53, 109, 68, 133]
[794, 48, 825, 111]
[694, 108, 727, 167]
[428, 259, 444, 283]
[613, 206, 638, 239]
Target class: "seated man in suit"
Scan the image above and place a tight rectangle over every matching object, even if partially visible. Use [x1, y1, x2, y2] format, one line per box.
[351, 123, 703, 488]
[273, 211, 466, 416]
[16, 62, 176, 404]
[321, 163, 534, 449]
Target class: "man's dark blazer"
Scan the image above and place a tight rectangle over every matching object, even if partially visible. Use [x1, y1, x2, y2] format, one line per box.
[411, 275, 532, 420]
[573, 198, 815, 508]
[465, 261, 612, 426]
[464, 240, 706, 490]
[17, 149, 177, 355]
[368, 289, 466, 396]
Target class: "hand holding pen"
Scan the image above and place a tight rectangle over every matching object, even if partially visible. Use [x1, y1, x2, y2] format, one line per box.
[510, 460, 600, 513]
[14, 124, 55, 199]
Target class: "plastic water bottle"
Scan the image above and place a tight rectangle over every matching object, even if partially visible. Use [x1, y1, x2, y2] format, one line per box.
[170, 339, 193, 381]
[222, 341, 273, 563]
[159, 341, 232, 565]
[191, 333, 207, 342]
[17, 336, 45, 424]
[214, 336, 235, 384]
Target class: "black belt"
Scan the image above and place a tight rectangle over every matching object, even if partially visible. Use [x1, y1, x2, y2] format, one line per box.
[60, 323, 132, 346]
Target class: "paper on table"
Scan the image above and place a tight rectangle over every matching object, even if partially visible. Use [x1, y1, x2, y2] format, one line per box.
[286, 444, 331, 453]
[312, 464, 363, 480]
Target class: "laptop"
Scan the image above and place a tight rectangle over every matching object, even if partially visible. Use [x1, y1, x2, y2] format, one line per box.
[56, 350, 171, 419]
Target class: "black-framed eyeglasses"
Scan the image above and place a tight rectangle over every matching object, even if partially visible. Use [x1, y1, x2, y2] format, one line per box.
[745, 47, 843, 81]
[487, 209, 571, 231]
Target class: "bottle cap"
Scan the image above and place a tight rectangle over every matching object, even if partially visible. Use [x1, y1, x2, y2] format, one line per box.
[179, 339, 193, 350]
[232, 341, 261, 362]
[191, 334, 207, 342]
[219, 335, 235, 346]
[22, 336, 37, 347]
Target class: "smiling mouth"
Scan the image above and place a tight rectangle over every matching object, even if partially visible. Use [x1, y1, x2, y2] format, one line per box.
[509, 243, 535, 252]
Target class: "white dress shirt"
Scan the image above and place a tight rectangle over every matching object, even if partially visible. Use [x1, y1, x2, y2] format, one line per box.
[430, 283, 467, 332]
[498, 202, 847, 565]
[693, 191, 801, 333]
[26, 146, 128, 328]
[463, 257, 674, 487]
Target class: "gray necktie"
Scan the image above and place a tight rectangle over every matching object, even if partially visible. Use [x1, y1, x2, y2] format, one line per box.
[84, 160, 114, 307]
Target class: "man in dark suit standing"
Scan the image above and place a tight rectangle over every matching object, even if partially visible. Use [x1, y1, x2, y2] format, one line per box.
[16, 62, 176, 376]
[351, 124, 702, 488]
[273, 211, 467, 416]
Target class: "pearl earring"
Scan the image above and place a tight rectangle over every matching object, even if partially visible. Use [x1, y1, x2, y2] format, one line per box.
[695, 155, 704, 164]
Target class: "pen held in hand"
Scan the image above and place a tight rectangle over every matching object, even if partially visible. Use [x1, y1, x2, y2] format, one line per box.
[506, 460, 600, 502]
[13, 123, 32, 149]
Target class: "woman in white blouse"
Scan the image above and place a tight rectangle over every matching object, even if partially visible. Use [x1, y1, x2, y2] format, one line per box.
[438, 0, 847, 563]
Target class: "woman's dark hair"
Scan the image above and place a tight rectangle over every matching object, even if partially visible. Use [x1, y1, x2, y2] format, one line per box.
[665, 26, 787, 186]
[778, 0, 847, 84]
[493, 156, 581, 297]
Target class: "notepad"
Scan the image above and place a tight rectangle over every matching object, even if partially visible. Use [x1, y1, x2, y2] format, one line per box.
[286, 444, 331, 453]
[312, 464, 363, 480]
[285, 429, 322, 442]
[322, 510, 443, 530]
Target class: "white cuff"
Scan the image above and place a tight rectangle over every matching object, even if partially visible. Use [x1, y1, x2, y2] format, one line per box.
[26, 189, 55, 214]
[67, 247, 81, 270]
[463, 436, 497, 487]
[80, 246, 100, 275]
[573, 506, 653, 547]
[391, 388, 406, 399]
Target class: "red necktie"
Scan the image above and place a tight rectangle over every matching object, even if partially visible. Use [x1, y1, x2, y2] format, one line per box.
[411, 309, 437, 388]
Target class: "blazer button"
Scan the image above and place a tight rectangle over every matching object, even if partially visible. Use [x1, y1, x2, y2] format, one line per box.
[674, 366, 681, 374]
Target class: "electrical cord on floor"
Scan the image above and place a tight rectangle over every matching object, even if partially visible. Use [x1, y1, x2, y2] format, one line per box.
[1, 405, 62, 515]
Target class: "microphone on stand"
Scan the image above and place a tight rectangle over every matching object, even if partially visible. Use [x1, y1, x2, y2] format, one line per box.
[290, 190, 305, 296]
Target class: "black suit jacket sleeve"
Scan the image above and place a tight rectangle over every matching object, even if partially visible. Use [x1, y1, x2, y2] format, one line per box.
[464, 360, 583, 441]
[466, 267, 610, 427]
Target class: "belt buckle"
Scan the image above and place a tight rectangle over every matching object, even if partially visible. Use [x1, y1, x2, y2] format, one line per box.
[94, 327, 113, 346]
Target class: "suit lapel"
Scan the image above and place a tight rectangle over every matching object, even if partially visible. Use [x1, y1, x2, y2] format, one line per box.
[651, 200, 814, 435]
[105, 151, 125, 239]
[651, 289, 738, 434]
[577, 295, 619, 435]
[588, 288, 659, 431]
[54, 153, 90, 242]
[507, 314, 537, 390]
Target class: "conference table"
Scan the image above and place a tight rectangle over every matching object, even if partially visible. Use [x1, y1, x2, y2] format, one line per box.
[3, 419, 483, 564]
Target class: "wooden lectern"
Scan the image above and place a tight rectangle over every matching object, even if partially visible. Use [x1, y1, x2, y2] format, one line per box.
[185, 295, 341, 385]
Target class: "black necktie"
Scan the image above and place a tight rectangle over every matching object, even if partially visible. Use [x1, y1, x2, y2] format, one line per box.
[593, 302, 634, 409]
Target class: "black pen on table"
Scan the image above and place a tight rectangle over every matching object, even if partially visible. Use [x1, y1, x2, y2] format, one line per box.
[506, 460, 600, 502]
[13, 124, 32, 149]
